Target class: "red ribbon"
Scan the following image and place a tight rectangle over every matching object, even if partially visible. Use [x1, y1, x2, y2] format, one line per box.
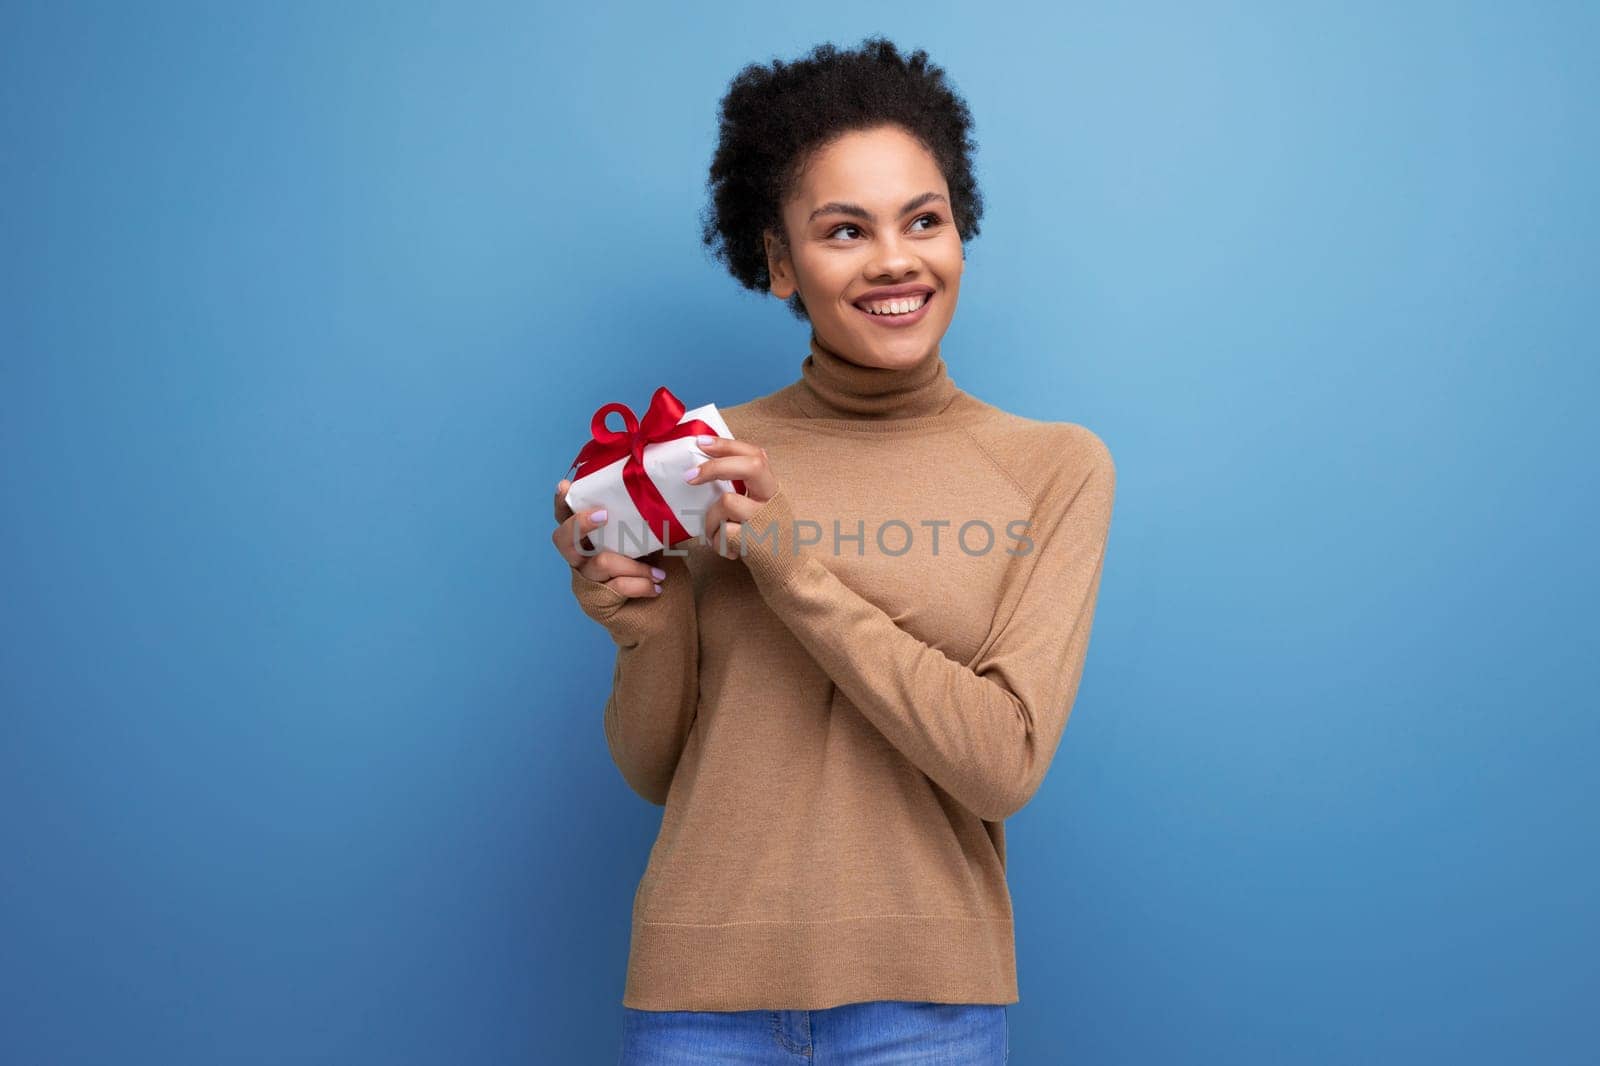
[567, 386, 747, 550]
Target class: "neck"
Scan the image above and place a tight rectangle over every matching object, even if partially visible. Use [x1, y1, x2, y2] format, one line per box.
[792, 330, 959, 420]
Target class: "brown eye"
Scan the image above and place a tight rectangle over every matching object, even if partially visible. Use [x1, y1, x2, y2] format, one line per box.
[828, 213, 941, 240]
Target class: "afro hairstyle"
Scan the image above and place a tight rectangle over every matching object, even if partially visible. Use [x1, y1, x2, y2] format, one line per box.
[699, 36, 985, 322]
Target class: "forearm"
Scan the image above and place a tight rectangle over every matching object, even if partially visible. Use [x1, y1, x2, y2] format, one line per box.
[732, 465, 1113, 822]
[570, 553, 699, 805]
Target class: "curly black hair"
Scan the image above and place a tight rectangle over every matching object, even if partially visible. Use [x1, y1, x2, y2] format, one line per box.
[699, 36, 985, 322]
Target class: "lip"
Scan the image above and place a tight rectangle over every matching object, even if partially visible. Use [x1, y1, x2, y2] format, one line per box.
[854, 283, 934, 303]
[852, 289, 936, 329]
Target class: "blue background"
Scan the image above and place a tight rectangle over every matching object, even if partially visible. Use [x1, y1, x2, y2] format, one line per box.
[3, 2, 1596, 1063]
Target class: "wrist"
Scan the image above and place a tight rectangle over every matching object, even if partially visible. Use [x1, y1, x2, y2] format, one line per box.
[733, 486, 808, 590]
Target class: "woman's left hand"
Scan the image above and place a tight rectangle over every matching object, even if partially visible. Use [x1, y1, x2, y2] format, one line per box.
[686, 436, 781, 560]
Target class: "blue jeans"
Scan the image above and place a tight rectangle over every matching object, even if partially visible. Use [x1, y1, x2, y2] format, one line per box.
[616, 1000, 1008, 1064]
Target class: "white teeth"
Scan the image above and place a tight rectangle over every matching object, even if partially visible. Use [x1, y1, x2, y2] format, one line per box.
[859, 293, 929, 315]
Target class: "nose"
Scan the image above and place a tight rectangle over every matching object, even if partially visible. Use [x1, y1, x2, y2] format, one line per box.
[864, 228, 921, 280]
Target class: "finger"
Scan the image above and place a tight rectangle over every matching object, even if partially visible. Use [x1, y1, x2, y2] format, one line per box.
[683, 455, 756, 484]
[686, 454, 779, 502]
[700, 494, 751, 556]
[718, 520, 742, 560]
[551, 505, 611, 568]
[700, 493, 723, 551]
[692, 436, 761, 456]
[578, 549, 669, 595]
[684, 453, 773, 490]
[584, 570, 663, 598]
[554, 478, 575, 524]
[586, 572, 662, 599]
[719, 491, 762, 522]
[689, 438, 768, 469]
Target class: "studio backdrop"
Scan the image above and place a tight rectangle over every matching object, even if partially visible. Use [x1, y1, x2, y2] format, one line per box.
[2, 2, 1595, 1064]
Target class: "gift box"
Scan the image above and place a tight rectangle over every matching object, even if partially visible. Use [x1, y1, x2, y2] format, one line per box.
[563, 386, 748, 559]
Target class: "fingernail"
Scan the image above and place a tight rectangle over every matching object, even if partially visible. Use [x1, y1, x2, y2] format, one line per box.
[591, 509, 608, 523]
[696, 435, 714, 446]
[652, 583, 662, 595]
[650, 566, 666, 581]
[682, 465, 700, 483]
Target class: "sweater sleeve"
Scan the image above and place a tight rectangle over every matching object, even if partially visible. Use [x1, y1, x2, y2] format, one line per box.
[731, 430, 1116, 822]
[568, 550, 699, 806]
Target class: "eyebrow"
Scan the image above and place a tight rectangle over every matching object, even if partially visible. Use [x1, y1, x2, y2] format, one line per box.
[807, 191, 947, 225]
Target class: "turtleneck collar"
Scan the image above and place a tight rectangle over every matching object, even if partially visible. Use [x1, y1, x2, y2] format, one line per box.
[791, 330, 960, 421]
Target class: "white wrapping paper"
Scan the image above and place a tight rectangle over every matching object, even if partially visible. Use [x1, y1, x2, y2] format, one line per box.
[562, 403, 739, 559]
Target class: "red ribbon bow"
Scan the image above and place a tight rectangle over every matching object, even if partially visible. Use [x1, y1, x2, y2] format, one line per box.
[567, 386, 746, 551]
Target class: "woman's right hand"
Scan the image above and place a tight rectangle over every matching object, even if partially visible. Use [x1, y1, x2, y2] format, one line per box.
[552, 478, 668, 599]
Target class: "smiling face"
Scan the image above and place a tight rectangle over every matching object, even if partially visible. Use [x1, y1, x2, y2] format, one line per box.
[764, 124, 963, 371]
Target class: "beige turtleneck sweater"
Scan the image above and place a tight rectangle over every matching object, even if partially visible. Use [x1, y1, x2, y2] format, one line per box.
[568, 332, 1117, 1012]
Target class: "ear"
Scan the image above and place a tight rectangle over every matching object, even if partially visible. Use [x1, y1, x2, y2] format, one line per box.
[763, 228, 796, 300]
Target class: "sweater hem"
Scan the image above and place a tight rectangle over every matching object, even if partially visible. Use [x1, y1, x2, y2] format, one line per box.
[621, 912, 1019, 1012]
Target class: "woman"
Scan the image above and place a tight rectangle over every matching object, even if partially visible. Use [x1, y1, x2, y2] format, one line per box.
[551, 37, 1115, 1064]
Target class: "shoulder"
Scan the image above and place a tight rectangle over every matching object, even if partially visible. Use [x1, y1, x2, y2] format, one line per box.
[959, 400, 1115, 503]
[715, 390, 794, 439]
